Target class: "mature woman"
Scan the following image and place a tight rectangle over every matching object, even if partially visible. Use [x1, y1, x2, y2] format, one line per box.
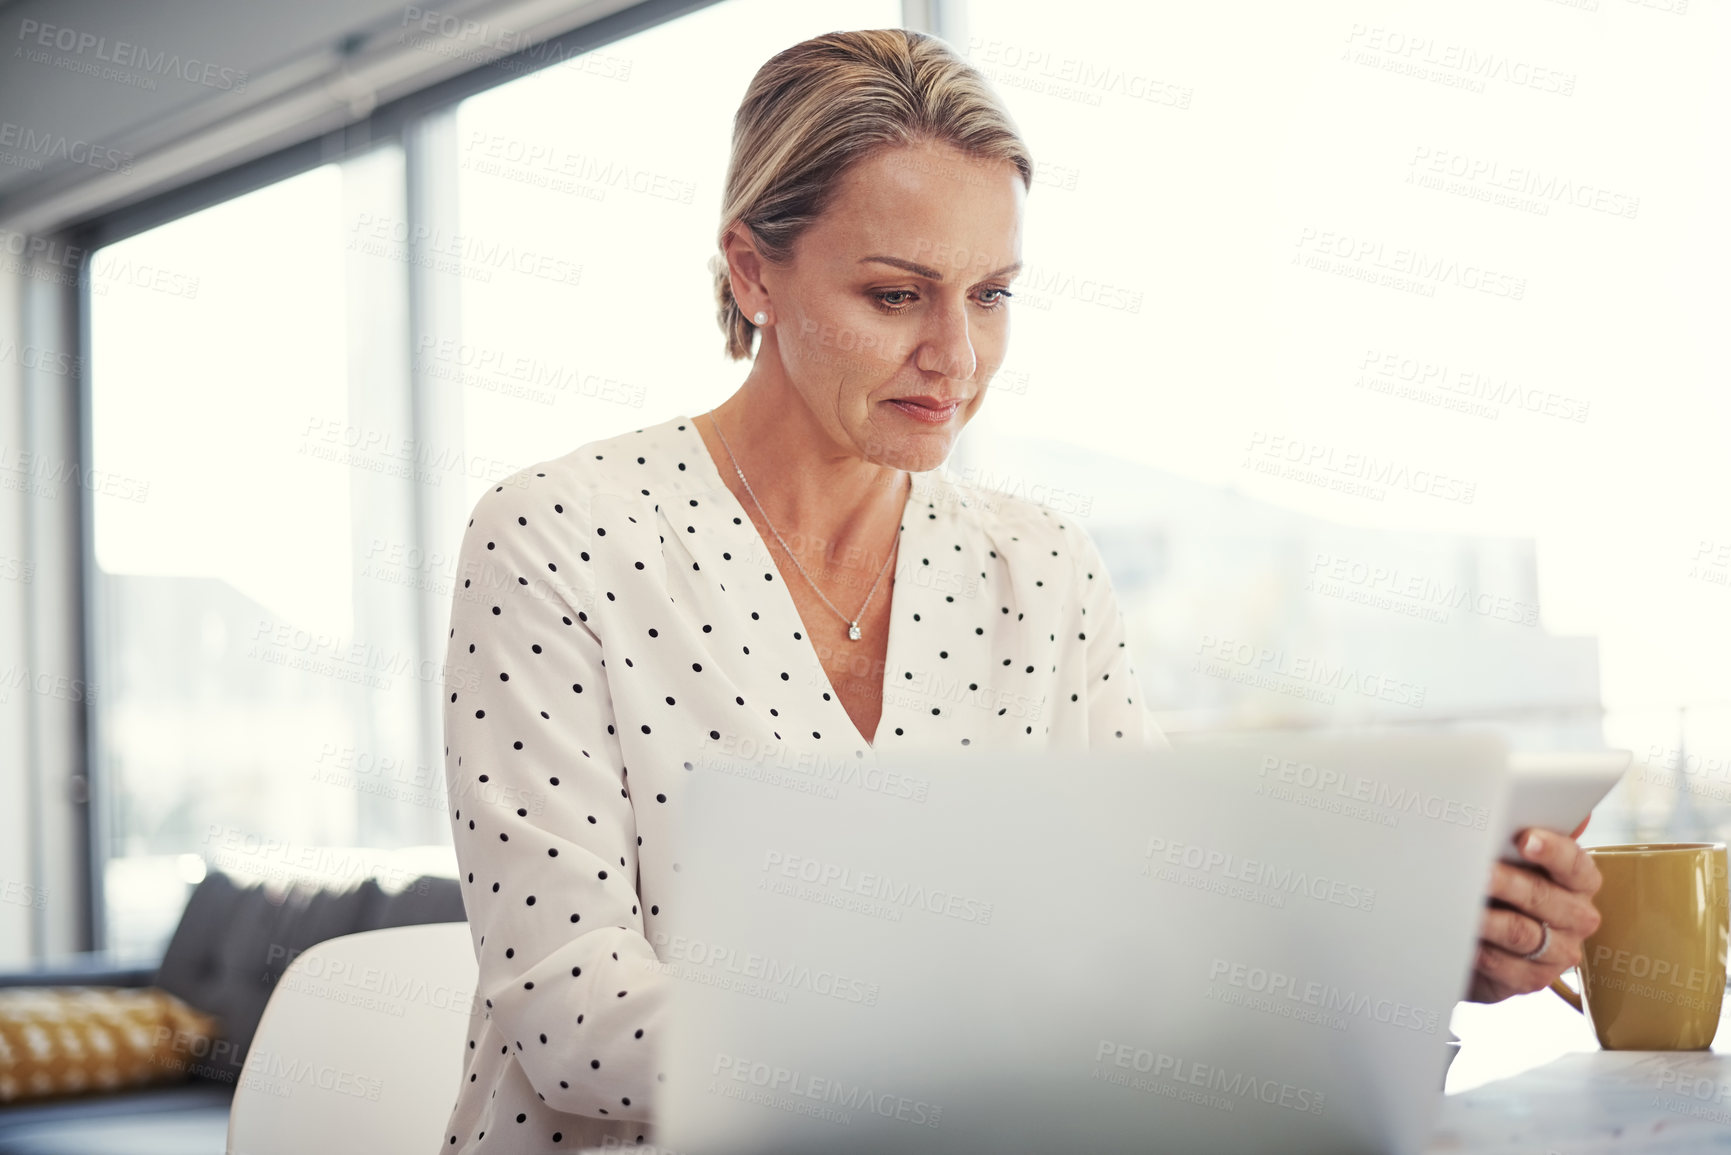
[437, 28, 1600, 1153]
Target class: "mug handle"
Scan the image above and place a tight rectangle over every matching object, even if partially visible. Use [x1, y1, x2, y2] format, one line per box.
[1543, 816, 1594, 1015]
[1549, 968, 1584, 1013]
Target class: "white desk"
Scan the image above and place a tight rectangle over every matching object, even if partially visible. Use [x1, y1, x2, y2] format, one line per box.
[1430, 988, 1731, 1152]
[1429, 1050, 1731, 1153]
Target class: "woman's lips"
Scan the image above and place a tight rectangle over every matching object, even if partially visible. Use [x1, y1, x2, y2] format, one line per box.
[887, 398, 961, 424]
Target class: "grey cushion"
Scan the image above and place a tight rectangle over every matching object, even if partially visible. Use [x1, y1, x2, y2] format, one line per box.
[151, 871, 246, 1000]
[154, 871, 382, 1085]
[152, 868, 465, 1086]
[358, 874, 466, 930]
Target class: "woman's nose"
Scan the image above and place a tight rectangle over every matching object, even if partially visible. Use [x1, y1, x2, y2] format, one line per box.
[916, 307, 977, 381]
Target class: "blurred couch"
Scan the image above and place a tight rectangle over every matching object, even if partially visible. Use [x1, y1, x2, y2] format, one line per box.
[0, 865, 466, 1155]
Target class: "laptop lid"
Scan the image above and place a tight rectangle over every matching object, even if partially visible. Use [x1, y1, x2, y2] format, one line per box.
[655, 728, 1508, 1155]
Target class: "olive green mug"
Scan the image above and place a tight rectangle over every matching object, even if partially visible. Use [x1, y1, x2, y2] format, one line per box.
[1548, 842, 1729, 1050]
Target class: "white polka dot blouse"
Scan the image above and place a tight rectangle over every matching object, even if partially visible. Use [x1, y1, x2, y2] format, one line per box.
[437, 414, 1168, 1152]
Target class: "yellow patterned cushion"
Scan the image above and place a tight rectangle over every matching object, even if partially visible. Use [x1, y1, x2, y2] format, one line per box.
[0, 986, 224, 1104]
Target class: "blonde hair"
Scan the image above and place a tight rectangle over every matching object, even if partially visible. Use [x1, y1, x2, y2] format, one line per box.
[710, 29, 1033, 361]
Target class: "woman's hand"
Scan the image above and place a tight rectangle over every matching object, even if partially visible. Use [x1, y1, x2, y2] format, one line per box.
[1466, 816, 1603, 1004]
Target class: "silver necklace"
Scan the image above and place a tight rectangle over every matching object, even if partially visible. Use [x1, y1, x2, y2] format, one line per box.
[707, 409, 900, 642]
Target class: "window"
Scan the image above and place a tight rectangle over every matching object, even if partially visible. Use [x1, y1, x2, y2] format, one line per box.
[87, 146, 436, 954]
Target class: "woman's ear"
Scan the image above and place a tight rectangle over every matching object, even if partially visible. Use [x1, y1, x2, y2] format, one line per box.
[722, 225, 770, 318]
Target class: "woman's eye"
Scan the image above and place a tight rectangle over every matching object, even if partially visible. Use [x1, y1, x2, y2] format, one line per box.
[873, 288, 1013, 312]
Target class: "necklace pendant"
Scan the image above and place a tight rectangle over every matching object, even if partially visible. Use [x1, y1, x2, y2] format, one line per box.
[847, 622, 861, 641]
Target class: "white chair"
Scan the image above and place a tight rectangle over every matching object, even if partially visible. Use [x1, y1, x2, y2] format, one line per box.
[226, 922, 477, 1155]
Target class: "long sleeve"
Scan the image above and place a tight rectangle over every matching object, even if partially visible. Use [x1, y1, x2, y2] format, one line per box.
[1064, 519, 1170, 751]
[442, 473, 668, 1126]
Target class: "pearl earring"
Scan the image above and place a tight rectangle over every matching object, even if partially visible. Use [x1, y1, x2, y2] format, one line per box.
[753, 311, 767, 325]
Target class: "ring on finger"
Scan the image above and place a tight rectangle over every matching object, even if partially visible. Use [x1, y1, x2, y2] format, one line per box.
[1522, 918, 1552, 962]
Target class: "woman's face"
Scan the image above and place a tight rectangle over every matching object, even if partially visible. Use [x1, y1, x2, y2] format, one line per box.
[736, 139, 1025, 474]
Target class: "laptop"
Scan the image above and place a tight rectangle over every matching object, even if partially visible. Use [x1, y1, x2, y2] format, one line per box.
[654, 728, 1514, 1155]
